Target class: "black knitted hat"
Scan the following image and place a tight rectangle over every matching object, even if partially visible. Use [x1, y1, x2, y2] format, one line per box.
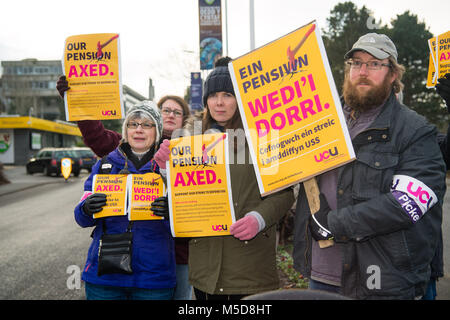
[202, 66, 235, 107]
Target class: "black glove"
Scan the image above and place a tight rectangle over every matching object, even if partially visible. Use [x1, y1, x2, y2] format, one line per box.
[151, 196, 169, 219]
[436, 73, 450, 111]
[308, 193, 334, 241]
[83, 193, 107, 215]
[56, 75, 70, 98]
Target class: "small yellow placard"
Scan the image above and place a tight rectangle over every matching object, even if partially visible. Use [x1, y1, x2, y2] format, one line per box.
[167, 133, 236, 237]
[427, 31, 450, 88]
[127, 173, 165, 221]
[62, 33, 124, 121]
[92, 174, 128, 219]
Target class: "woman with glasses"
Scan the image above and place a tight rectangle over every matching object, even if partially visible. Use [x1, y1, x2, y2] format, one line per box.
[158, 95, 190, 138]
[74, 101, 176, 300]
[154, 95, 193, 300]
[56, 76, 191, 158]
[154, 58, 295, 300]
[57, 77, 193, 299]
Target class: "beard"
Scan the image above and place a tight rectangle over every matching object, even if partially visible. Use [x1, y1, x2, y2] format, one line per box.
[343, 73, 393, 112]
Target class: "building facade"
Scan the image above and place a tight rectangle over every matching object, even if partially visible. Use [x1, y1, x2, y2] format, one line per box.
[0, 116, 82, 165]
[0, 58, 152, 164]
[0, 58, 151, 121]
[0, 59, 63, 120]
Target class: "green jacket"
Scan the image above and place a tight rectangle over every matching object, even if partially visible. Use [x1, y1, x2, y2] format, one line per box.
[185, 117, 295, 295]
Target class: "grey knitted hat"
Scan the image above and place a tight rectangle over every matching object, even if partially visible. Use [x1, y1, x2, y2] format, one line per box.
[122, 100, 163, 145]
[203, 66, 235, 107]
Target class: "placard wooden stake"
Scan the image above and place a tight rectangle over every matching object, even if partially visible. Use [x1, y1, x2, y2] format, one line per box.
[303, 177, 334, 248]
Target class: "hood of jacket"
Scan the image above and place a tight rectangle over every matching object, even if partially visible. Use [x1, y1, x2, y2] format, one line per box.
[183, 111, 206, 135]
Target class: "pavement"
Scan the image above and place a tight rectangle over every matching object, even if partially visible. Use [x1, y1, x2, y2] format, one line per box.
[0, 165, 65, 197]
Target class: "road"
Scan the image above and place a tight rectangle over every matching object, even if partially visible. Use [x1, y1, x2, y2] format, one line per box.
[0, 168, 91, 299]
[1, 165, 450, 299]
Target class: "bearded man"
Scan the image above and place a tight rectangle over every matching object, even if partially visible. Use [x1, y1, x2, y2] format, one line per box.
[292, 33, 446, 299]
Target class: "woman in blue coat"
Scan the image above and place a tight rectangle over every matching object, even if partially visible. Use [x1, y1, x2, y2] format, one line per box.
[74, 101, 176, 300]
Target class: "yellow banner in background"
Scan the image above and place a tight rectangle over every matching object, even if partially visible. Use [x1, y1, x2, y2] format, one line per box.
[92, 174, 128, 219]
[167, 133, 236, 237]
[128, 173, 165, 221]
[426, 52, 437, 88]
[229, 21, 355, 196]
[427, 31, 450, 88]
[0, 117, 81, 136]
[62, 33, 124, 121]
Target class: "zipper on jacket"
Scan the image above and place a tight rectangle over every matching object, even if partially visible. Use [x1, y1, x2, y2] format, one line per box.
[98, 240, 102, 258]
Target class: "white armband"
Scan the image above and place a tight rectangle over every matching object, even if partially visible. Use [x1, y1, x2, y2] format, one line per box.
[390, 175, 438, 223]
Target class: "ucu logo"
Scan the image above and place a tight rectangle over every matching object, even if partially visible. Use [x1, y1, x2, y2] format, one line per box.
[102, 110, 116, 116]
[390, 174, 437, 216]
[212, 224, 228, 231]
[314, 147, 338, 162]
[407, 182, 433, 207]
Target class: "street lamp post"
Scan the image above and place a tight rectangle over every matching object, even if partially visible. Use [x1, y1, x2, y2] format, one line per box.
[249, 0, 255, 50]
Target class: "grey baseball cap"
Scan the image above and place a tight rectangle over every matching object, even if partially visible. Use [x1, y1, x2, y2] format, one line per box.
[344, 33, 398, 62]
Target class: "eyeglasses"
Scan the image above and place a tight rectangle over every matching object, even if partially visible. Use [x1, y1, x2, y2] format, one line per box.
[347, 60, 392, 70]
[126, 121, 156, 129]
[161, 108, 183, 118]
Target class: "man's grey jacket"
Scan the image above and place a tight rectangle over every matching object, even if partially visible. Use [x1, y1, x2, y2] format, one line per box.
[293, 92, 446, 299]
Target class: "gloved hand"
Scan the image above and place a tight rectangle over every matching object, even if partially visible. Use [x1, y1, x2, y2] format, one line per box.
[83, 193, 107, 215]
[151, 196, 169, 219]
[230, 215, 260, 241]
[436, 73, 450, 111]
[56, 75, 70, 98]
[308, 193, 334, 241]
[154, 139, 170, 170]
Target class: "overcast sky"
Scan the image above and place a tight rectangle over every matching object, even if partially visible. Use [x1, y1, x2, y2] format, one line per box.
[0, 0, 448, 101]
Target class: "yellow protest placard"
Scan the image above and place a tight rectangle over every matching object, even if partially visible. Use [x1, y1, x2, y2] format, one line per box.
[127, 173, 165, 221]
[229, 21, 355, 196]
[426, 46, 437, 88]
[427, 31, 450, 88]
[167, 133, 236, 237]
[92, 174, 128, 219]
[62, 33, 124, 121]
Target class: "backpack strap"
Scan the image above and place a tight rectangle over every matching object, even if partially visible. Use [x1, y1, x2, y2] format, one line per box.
[101, 220, 133, 234]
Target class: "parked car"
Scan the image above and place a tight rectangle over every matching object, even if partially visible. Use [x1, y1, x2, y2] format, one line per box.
[71, 147, 98, 172]
[26, 147, 81, 177]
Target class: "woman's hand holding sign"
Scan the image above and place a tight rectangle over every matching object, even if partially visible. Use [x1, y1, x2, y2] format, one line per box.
[154, 139, 171, 170]
[83, 193, 107, 216]
[56, 76, 70, 98]
[230, 214, 262, 241]
[151, 196, 169, 219]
